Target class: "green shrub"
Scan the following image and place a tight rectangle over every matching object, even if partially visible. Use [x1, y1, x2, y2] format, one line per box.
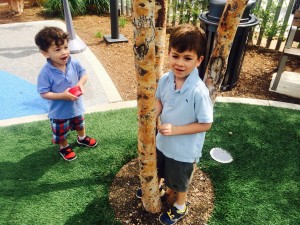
[95, 31, 103, 38]
[119, 17, 127, 28]
[85, 0, 109, 14]
[43, 0, 86, 17]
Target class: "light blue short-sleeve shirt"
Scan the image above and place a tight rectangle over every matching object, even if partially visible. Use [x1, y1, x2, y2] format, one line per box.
[37, 57, 86, 119]
[156, 68, 213, 163]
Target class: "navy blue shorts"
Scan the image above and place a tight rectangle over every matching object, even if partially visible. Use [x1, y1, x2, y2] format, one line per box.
[50, 115, 85, 144]
[157, 149, 195, 192]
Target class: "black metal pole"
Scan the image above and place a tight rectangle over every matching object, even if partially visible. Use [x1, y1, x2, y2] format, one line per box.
[110, 0, 120, 39]
[104, 0, 128, 43]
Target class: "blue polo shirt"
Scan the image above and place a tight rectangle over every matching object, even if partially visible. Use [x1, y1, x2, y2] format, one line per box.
[156, 67, 213, 163]
[37, 57, 86, 119]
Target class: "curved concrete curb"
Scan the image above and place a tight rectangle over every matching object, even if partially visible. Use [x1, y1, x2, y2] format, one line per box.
[82, 45, 122, 103]
[216, 96, 300, 111]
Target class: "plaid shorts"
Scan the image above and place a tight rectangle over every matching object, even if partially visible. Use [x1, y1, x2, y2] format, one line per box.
[50, 115, 85, 144]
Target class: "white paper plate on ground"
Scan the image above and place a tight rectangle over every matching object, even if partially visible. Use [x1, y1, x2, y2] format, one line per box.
[210, 148, 233, 163]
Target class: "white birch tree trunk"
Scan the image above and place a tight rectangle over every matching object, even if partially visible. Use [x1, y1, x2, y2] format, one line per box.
[132, 0, 162, 213]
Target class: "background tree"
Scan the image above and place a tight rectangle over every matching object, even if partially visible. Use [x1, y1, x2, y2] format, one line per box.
[154, 0, 168, 83]
[204, 0, 250, 103]
[171, 0, 177, 26]
[8, 0, 24, 14]
[256, 0, 273, 46]
[265, 0, 284, 48]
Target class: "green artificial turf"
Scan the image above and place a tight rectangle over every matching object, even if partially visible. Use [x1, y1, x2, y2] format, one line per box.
[0, 103, 299, 225]
[201, 103, 300, 225]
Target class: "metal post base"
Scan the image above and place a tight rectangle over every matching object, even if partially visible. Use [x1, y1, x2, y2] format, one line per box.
[103, 34, 128, 43]
[68, 38, 87, 54]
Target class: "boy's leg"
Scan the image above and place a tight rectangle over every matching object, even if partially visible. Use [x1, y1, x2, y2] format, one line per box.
[76, 127, 85, 137]
[60, 139, 69, 148]
[71, 115, 98, 147]
[159, 157, 194, 225]
[50, 118, 77, 161]
[174, 191, 188, 209]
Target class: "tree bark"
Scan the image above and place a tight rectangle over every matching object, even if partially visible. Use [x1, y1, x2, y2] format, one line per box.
[154, 0, 168, 83]
[204, 0, 249, 103]
[132, 0, 161, 213]
[8, 0, 24, 14]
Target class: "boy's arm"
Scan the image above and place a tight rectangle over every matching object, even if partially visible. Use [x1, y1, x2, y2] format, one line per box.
[157, 122, 212, 136]
[39, 74, 88, 101]
[40, 89, 78, 101]
[77, 74, 88, 94]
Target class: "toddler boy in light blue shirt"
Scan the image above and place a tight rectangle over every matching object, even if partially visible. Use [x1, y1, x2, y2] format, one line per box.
[35, 27, 98, 161]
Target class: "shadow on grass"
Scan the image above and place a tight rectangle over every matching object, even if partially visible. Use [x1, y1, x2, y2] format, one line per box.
[0, 146, 59, 181]
[65, 196, 121, 225]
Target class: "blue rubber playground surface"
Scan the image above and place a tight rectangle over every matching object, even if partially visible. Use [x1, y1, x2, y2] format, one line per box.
[1, 70, 48, 120]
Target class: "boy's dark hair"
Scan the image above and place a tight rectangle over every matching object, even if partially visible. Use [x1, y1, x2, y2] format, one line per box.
[35, 27, 69, 52]
[168, 24, 207, 58]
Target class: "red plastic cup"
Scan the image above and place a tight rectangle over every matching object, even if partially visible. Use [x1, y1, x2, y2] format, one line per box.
[68, 86, 82, 97]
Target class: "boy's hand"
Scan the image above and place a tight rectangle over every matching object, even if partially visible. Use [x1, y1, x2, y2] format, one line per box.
[78, 84, 85, 94]
[68, 86, 83, 97]
[64, 88, 79, 101]
[157, 124, 175, 136]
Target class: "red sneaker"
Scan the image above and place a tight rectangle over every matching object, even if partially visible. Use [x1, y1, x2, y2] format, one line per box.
[77, 135, 98, 147]
[59, 146, 77, 161]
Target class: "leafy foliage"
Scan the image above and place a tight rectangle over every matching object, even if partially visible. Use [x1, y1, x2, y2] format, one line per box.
[43, 0, 86, 17]
[95, 30, 103, 38]
[119, 17, 127, 28]
[253, 0, 287, 41]
[85, 0, 109, 14]
[43, 0, 109, 17]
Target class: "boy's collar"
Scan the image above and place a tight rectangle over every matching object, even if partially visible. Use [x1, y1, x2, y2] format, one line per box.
[169, 67, 199, 93]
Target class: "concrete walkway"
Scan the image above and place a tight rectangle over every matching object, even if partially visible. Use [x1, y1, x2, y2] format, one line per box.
[0, 20, 299, 127]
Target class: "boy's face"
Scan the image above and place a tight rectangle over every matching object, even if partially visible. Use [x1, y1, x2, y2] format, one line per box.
[41, 39, 70, 68]
[168, 48, 203, 79]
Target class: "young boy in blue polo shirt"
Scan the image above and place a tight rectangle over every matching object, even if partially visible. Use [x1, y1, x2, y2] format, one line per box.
[156, 24, 213, 224]
[35, 26, 98, 161]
